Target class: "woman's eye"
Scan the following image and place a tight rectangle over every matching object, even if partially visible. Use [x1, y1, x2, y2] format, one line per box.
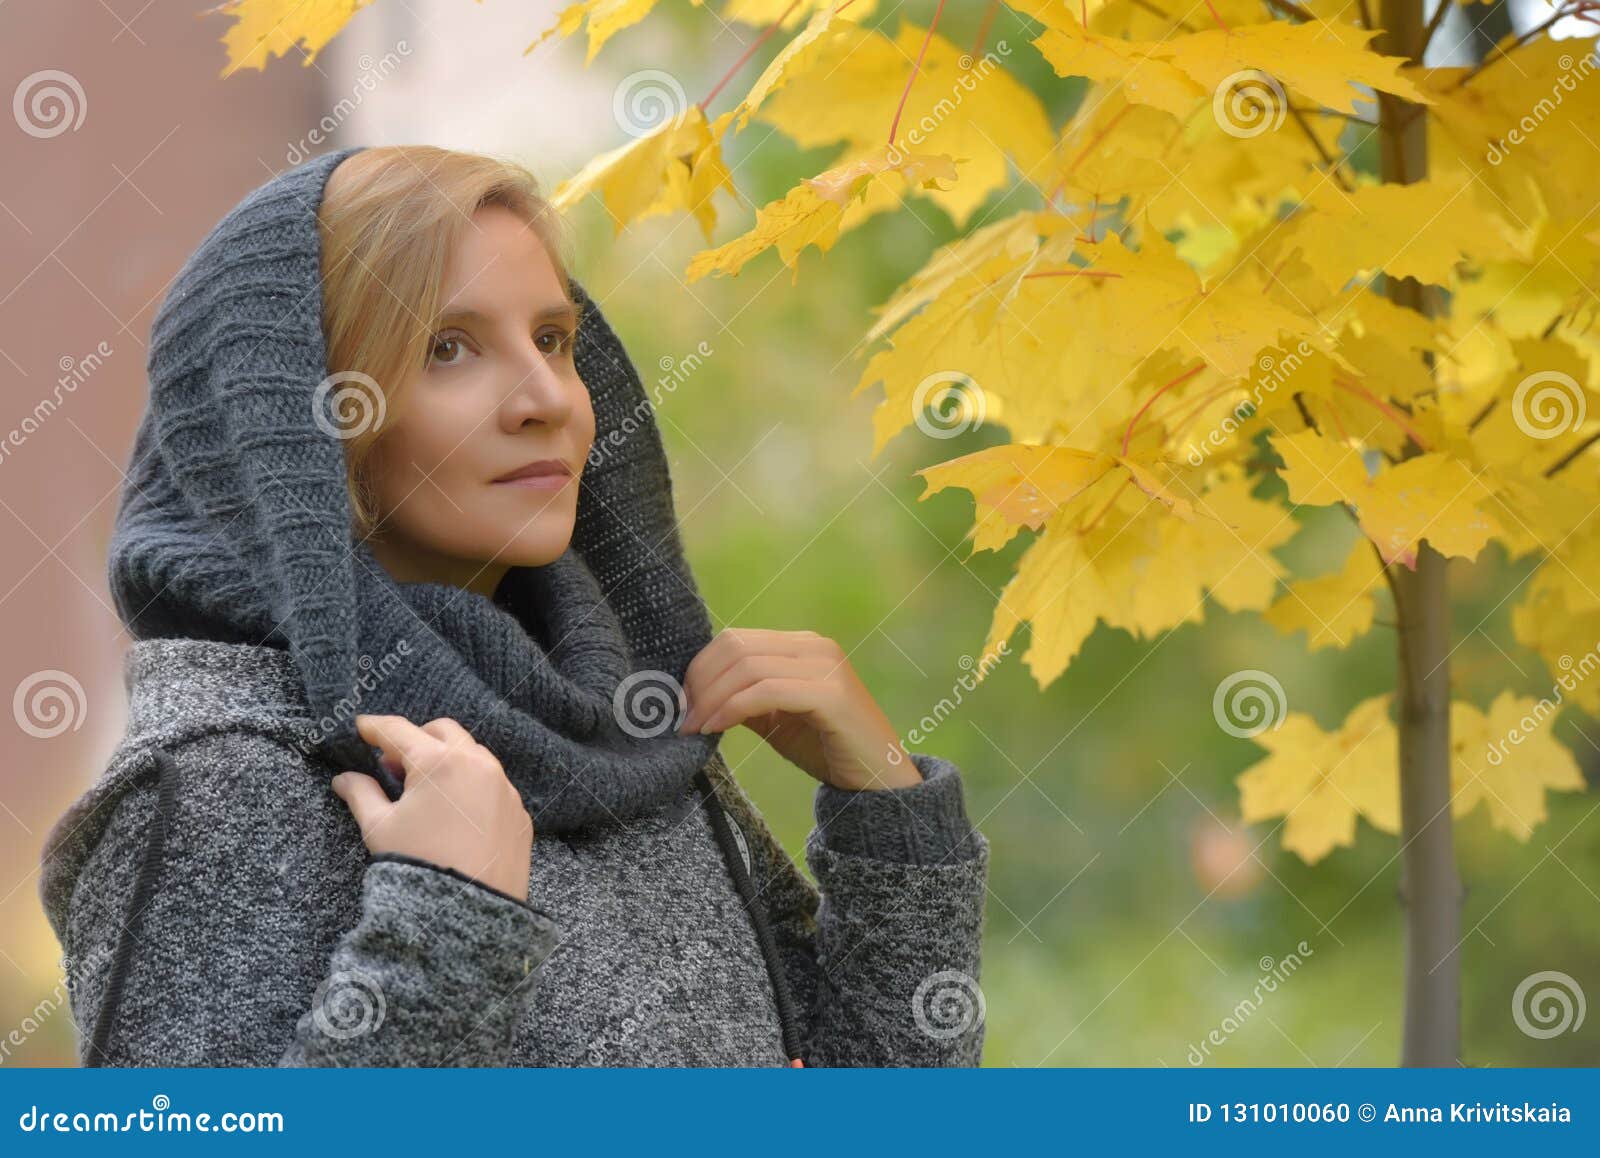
[537, 328, 575, 357]
[427, 334, 468, 367]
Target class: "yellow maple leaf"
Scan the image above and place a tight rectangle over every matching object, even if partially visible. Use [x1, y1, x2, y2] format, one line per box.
[1263, 537, 1385, 651]
[1465, 335, 1596, 475]
[1026, 8, 1206, 118]
[1454, 222, 1600, 340]
[721, 0, 879, 27]
[1063, 229, 1322, 380]
[683, 183, 847, 284]
[865, 210, 1057, 345]
[916, 442, 1199, 553]
[1083, 0, 1272, 39]
[967, 461, 1289, 685]
[731, 2, 874, 131]
[1237, 694, 1399, 864]
[751, 20, 1054, 228]
[1015, 5, 1431, 118]
[1421, 34, 1600, 226]
[1450, 694, 1585, 841]
[684, 148, 959, 283]
[1478, 470, 1598, 562]
[1161, 468, 1298, 614]
[528, 0, 694, 64]
[1512, 521, 1600, 716]
[213, 0, 375, 74]
[1273, 429, 1502, 565]
[1264, 174, 1523, 294]
[852, 251, 1087, 452]
[974, 501, 1164, 685]
[551, 107, 736, 241]
[1047, 93, 1193, 207]
[1083, 464, 1295, 635]
[1162, 19, 1433, 117]
[803, 151, 960, 206]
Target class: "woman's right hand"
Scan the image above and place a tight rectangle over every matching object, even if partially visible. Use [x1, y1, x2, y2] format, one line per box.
[331, 714, 534, 903]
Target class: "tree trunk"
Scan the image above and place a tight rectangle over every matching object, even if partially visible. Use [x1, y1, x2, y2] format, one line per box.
[1378, 0, 1464, 1066]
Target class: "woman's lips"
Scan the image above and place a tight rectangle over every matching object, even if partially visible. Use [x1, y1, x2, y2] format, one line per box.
[491, 473, 572, 490]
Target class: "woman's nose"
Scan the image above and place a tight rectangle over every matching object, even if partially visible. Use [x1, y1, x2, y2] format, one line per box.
[500, 354, 573, 430]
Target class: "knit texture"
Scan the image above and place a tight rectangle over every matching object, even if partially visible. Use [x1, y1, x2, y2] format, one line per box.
[40, 637, 992, 1066]
[107, 145, 721, 833]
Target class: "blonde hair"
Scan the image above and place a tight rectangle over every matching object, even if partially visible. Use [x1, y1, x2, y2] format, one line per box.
[315, 145, 581, 539]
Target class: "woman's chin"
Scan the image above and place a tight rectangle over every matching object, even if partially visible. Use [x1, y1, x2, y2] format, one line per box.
[489, 524, 576, 568]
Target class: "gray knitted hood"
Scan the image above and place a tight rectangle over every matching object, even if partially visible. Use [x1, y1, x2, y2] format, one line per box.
[107, 146, 723, 830]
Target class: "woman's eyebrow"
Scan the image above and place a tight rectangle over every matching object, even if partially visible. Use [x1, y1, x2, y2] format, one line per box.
[437, 301, 578, 327]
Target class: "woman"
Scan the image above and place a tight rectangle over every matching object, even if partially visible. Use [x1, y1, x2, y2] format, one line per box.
[39, 145, 990, 1067]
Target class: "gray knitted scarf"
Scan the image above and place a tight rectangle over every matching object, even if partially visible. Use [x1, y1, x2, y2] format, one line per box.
[108, 145, 723, 833]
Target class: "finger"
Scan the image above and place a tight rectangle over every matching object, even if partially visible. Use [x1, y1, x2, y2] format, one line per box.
[683, 629, 832, 704]
[697, 676, 830, 736]
[681, 653, 829, 734]
[420, 717, 476, 748]
[418, 717, 486, 771]
[355, 714, 443, 779]
[378, 747, 406, 783]
[331, 770, 394, 833]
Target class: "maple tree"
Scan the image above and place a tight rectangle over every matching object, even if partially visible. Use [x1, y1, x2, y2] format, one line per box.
[215, 0, 1599, 1064]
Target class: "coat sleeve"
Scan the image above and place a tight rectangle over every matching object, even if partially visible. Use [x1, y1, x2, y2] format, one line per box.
[703, 749, 990, 1067]
[39, 732, 560, 1067]
[797, 752, 990, 1066]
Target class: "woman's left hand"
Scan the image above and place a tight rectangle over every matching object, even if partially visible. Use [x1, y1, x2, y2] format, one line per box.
[677, 628, 922, 792]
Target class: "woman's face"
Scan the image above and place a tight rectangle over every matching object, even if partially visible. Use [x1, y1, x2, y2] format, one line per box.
[362, 204, 595, 596]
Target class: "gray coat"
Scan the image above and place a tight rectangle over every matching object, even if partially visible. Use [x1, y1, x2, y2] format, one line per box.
[40, 637, 991, 1066]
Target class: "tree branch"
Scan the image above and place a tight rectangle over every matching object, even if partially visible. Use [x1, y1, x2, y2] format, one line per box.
[1263, 0, 1318, 21]
[1418, 0, 1454, 58]
[1446, 6, 1585, 91]
[1287, 102, 1354, 191]
[1291, 104, 1378, 127]
[1544, 429, 1600, 477]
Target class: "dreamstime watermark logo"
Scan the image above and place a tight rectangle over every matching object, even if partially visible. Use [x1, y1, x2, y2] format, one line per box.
[582, 952, 677, 1064]
[1486, 46, 1598, 165]
[0, 948, 112, 1065]
[14, 69, 87, 138]
[1486, 645, 1600, 766]
[1511, 369, 1584, 439]
[13, 669, 87, 739]
[887, 641, 1011, 766]
[293, 641, 414, 756]
[1512, 970, 1586, 1039]
[911, 969, 986, 1041]
[613, 69, 689, 138]
[1213, 669, 1286, 738]
[651, 341, 714, 406]
[1186, 340, 1315, 466]
[0, 341, 113, 468]
[286, 42, 413, 165]
[312, 970, 386, 1040]
[884, 41, 1012, 168]
[1213, 70, 1287, 138]
[912, 371, 987, 438]
[17, 1093, 284, 1133]
[613, 670, 688, 738]
[1187, 941, 1314, 1064]
[588, 340, 714, 468]
[312, 370, 387, 440]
